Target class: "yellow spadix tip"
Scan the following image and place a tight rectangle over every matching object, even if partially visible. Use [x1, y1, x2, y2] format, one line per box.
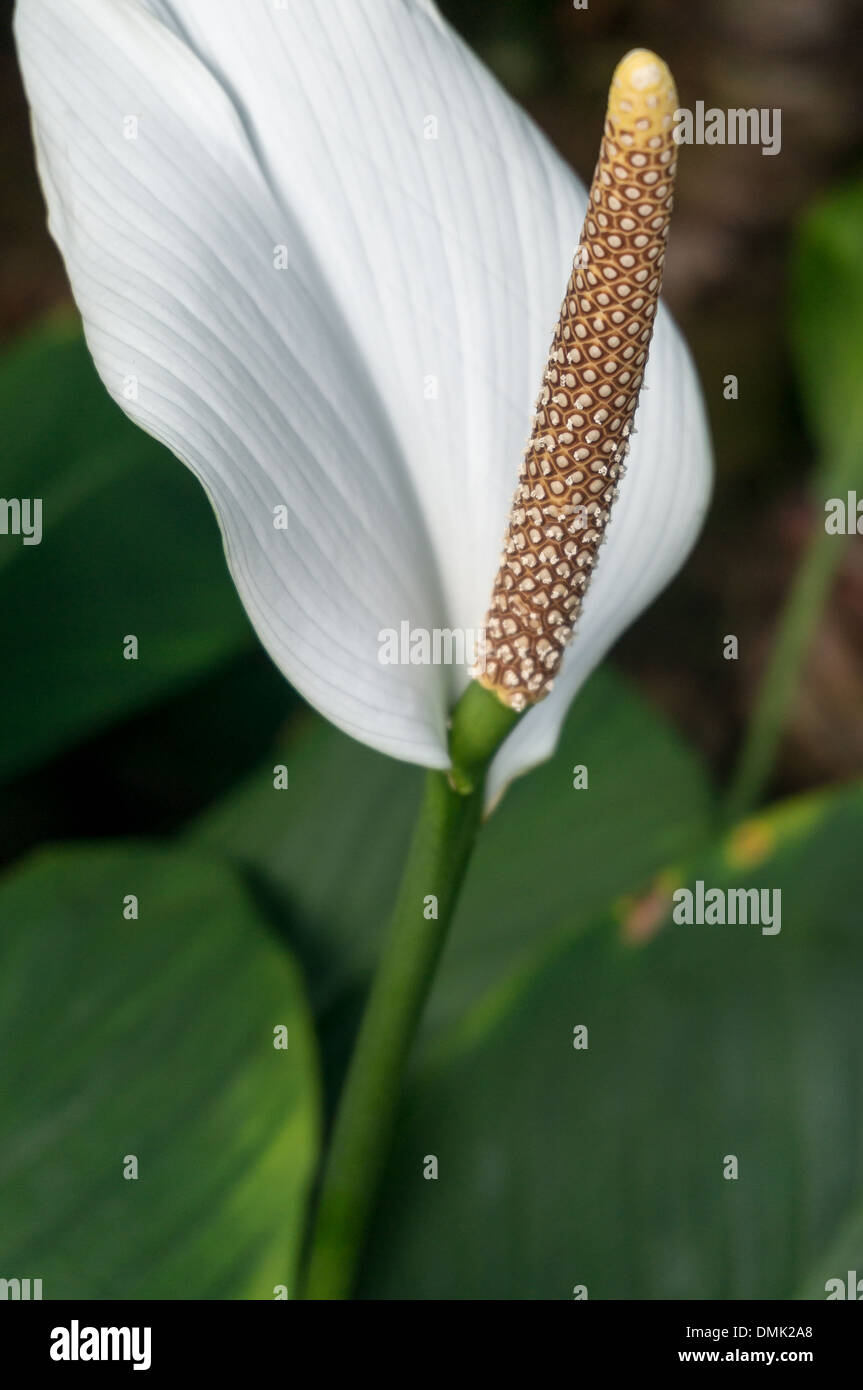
[607, 48, 677, 143]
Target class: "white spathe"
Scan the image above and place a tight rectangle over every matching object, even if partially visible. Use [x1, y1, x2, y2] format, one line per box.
[15, 0, 712, 808]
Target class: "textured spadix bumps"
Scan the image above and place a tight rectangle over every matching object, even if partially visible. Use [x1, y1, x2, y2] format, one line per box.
[478, 50, 679, 711]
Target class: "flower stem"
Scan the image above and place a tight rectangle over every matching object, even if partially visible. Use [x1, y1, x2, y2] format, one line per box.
[723, 438, 858, 824]
[301, 683, 520, 1300]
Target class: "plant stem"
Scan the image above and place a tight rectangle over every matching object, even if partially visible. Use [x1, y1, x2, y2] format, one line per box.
[723, 440, 857, 824]
[301, 682, 520, 1299]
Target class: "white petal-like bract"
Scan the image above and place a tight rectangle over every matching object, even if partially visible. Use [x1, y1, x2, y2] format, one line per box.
[16, 0, 711, 799]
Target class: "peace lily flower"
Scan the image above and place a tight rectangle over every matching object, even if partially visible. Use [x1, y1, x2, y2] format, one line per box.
[16, 0, 714, 1302]
[15, 0, 711, 810]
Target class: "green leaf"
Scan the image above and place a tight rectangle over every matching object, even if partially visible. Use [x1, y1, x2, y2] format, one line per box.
[0, 319, 254, 783]
[359, 782, 863, 1300]
[723, 180, 863, 822]
[0, 843, 319, 1299]
[190, 667, 714, 1046]
[791, 179, 863, 455]
[722, 179, 863, 817]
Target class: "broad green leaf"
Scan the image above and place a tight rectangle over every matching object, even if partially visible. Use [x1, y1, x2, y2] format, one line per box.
[0, 319, 254, 783]
[0, 844, 319, 1298]
[359, 781, 863, 1300]
[190, 667, 714, 1049]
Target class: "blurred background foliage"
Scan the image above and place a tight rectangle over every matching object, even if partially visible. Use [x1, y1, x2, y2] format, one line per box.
[1, 1, 862, 1299]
